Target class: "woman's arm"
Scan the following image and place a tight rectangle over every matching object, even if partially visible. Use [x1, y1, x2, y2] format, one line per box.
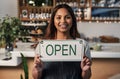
[32, 54, 43, 79]
[81, 40, 92, 79]
[81, 56, 92, 79]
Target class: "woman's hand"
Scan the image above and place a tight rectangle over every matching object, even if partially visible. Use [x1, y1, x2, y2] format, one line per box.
[32, 54, 43, 79]
[81, 56, 92, 71]
[81, 56, 92, 79]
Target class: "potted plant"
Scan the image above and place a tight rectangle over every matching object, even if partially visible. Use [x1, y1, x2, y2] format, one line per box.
[0, 15, 25, 50]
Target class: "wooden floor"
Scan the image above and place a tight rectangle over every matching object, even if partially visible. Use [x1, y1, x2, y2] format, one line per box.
[0, 58, 120, 79]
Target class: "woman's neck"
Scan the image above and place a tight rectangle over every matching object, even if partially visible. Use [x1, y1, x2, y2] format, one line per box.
[55, 32, 73, 40]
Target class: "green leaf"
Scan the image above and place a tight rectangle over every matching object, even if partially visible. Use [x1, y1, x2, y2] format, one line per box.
[0, 16, 22, 44]
[20, 53, 29, 79]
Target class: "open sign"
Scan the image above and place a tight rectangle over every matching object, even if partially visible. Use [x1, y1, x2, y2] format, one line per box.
[36, 40, 84, 61]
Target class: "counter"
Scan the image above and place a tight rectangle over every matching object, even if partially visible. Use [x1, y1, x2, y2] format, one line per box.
[0, 42, 120, 66]
[90, 43, 120, 58]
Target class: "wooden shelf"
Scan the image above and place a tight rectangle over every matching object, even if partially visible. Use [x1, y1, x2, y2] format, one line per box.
[18, 0, 120, 22]
[17, 0, 120, 42]
[20, 18, 50, 22]
[92, 7, 120, 8]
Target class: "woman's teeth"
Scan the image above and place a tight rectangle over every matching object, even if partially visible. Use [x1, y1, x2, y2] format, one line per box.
[61, 24, 67, 28]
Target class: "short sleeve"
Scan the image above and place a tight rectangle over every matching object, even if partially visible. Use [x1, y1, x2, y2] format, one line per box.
[76, 38, 91, 60]
[83, 40, 91, 59]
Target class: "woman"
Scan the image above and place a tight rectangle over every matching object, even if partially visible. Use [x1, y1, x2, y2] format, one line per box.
[32, 4, 92, 79]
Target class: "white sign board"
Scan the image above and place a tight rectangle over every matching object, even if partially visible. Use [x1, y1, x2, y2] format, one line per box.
[36, 40, 84, 61]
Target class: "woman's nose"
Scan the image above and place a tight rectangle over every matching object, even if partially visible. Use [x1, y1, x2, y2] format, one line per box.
[61, 17, 66, 22]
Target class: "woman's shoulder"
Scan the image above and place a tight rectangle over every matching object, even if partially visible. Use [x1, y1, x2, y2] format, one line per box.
[75, 38, 88, 45]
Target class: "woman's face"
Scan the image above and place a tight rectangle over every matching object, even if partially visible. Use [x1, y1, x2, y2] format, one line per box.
[54, 8, 72, 33]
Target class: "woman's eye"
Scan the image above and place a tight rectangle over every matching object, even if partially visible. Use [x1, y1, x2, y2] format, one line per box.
[66, 16, 71, 19]
[56, 17, 61, 20]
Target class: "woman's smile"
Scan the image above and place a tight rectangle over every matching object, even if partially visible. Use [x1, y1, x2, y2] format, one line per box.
[59, 23, 68, 28]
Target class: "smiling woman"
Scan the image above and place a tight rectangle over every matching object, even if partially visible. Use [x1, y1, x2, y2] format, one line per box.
[32, 4, 92, 79]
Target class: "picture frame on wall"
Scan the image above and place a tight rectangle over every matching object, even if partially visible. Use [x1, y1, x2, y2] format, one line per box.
[22, 9, 28, 18]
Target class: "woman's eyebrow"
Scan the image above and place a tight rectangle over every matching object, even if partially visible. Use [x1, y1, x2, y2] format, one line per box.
[55, 14, 71, 17]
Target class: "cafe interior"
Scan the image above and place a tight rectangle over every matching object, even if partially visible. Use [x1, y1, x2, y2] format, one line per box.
[0, 0, 120, 79]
